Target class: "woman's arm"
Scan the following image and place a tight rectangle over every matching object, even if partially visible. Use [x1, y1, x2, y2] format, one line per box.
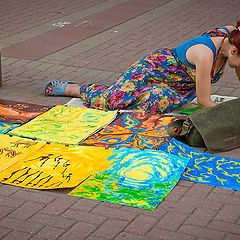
[186, 45, 217, 108]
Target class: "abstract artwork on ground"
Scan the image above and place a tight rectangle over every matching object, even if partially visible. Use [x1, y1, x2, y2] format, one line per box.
[0, 134, 45, 171]
[0, 99, 49, 124]
[0, 144, 113, 189]
[69, 147, 189, 210]
[159, 138, 240, 191]
[80, 112, 179, 149]
[0, 122, 20, 134]
[8, 105, 118, 145]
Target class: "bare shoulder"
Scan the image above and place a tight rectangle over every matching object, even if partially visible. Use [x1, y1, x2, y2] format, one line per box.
[187, 44, 213, 66]
[220, 25, 236, 33]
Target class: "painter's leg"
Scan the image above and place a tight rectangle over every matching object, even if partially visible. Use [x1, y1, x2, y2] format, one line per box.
[80, 63, 151, 111]
[131, 83, 192, 114]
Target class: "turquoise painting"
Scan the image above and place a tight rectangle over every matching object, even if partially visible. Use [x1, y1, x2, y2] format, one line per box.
[0, 122, 20, 134]
[69, 147, 189, 210]
[159, 138, 240, 191]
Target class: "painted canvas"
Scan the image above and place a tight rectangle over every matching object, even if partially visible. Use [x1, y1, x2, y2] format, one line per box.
[0, 134, 45, 171]
[0, 144, 113, 189]
[0, 122, 20, 134]
[69, 147, 189, 210]
[0, 99, 49, 124]
[80, 112, 179, 149]
[8, 105, 118, 145]
[159, 138, 240, 191]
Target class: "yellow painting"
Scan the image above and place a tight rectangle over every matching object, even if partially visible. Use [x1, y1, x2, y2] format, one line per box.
[0, 144, 113, 189]
[8, 105, 118, 145]
[0, 134, 45, 171]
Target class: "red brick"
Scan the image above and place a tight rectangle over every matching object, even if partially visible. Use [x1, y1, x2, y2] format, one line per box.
[91, 205, 137, 221]
[178, 224, 225, 240]
[155, 212, 188, 231]
[92, 218, 129, 239]
[125, 215, 158, 235]
[147, 228, 196, 240]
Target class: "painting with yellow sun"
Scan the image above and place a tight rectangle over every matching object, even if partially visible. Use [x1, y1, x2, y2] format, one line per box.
[69, 147, 189, 210]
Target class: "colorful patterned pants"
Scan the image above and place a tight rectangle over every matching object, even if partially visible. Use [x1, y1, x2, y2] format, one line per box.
[80, 48, 196, 114]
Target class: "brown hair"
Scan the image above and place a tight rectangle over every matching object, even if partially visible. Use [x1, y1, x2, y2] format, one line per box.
[229, 20, 240, 53]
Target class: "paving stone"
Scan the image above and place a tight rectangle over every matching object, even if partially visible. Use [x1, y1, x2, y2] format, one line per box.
[224, 233, 240, 240]
[0, 226, 11, 239]
[0, 196, 25, 208]
[0, 217, 43, 234]
[30, 226, 66, 240]
[92, 218, 129, 239]
[154, 211, 188, 231]
[185, 208, 217, 227]
[62, 209, 107, 225]
[40, 195, 77, 215]
[29, 213, 76, 229]
[2, 230, 32, 240]
[208, 220, 240, 235]
[214, 204, 240, 223]
[0, 205, 14, 219]
[0, 185, 20, 196]
[124, 215, 158, 235]
[163, 186, 189, 202]
[59, 221, 98, 240]
[147, 228, 196, 240]
[159, 200, 196, 215]
[8, 202, 45, 220]
[178, 224, 225, 240]
[11, 190, 56, 204]
[91, 205, 137, 221]
[178, 196, 223, 210]
[185, 183, 214, 199]
[115, 232, 156, 240]
[70, 198, 100, 212]
[207, 192, 240, 206]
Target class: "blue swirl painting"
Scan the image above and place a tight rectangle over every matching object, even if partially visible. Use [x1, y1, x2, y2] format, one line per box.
[159, 138, 240, 191]
[0, 122, 20, 134]
[69, 148, 189, 210]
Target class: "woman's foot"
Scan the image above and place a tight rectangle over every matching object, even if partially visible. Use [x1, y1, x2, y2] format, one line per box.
[44, 80, 81, 97]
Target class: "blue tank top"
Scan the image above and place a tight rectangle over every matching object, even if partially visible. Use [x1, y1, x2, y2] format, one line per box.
[175, 27, 230, 68]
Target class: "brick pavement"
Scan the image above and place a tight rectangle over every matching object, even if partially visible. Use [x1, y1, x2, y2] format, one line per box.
[0, 0, 240, 239]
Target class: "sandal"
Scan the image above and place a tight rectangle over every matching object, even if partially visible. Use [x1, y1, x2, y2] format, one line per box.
[44, 80, 77, 96]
